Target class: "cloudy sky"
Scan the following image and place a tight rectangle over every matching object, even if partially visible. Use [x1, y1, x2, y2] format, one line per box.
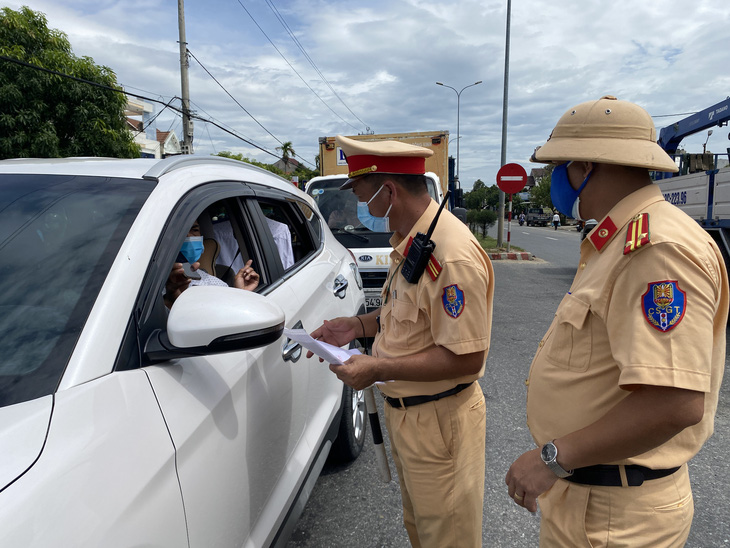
[4, 0, 729, 189]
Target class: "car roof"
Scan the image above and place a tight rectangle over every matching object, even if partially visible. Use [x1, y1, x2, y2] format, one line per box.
[0, 156, 290, 184]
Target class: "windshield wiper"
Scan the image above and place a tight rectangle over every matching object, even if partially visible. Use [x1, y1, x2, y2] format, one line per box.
[332, 227, 369, 242]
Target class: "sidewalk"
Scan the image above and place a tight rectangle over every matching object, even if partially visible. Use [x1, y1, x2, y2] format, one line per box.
[487, 251, 533, 261]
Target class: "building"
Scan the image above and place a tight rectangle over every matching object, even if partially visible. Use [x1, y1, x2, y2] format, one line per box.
[125, 98, 181, 159]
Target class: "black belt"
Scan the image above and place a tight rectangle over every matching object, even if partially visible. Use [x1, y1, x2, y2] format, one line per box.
[384, 382, 473, 409]
[565, 464, 680, 487]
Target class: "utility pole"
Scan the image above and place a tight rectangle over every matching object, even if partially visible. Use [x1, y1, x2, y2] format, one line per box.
[178, 0, 193, 154]
[497, 0, 512, 247]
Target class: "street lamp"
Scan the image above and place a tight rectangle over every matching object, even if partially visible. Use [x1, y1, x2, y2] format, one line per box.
[436, 80, 483, 185]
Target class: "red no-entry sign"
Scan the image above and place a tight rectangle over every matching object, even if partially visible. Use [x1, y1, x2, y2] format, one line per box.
[496, 163, 527, 194]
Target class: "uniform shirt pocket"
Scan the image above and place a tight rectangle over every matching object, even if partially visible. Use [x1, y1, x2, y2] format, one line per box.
[545, 293, 593, 371]
[388, 296, 421, 348]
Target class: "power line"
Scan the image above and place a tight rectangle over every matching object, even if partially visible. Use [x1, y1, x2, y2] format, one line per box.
[189, 98, 269, 151]
[186, 49, 315, 169]
[264, 0, 370, 131]
[187, 48, 283, 147]
[233, 0, 361, 132]
[0, 54, 282, 160]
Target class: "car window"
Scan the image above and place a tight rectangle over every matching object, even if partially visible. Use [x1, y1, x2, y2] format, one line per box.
[0, 174, 152, 407]
[250, 197, 320, 276]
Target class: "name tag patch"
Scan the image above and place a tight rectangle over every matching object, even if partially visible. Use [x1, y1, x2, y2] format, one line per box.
[642, 280, 686, 332]
[442, 284, 465, 318]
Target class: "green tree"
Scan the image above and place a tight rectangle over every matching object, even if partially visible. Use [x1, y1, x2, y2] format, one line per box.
[0, 6, 139, 159]
[528, 164, 554, 209]
[483, 184, 501, 210]
[276, 141, 295, 172]
[466, 209, 497, 235]
[216, 150, 318, 188]
[216, 151, 287, 177]
[464, 179, 487, 210]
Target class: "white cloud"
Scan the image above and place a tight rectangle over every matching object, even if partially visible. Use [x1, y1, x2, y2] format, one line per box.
[3, 0, 729, 186]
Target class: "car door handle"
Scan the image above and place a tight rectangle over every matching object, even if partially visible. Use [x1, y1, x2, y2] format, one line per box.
[282, 339, 302, 362]
[333, 274, 348, 299]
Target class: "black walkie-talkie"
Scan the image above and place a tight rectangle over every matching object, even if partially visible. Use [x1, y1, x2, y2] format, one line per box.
[401, 191, 450, 284]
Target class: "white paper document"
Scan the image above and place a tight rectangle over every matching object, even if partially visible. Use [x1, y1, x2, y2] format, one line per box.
[283, 328, 361, 364]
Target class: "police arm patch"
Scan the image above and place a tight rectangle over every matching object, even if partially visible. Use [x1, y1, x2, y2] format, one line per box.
[442, 284, 465, 318]
[641, 280, 686, 332]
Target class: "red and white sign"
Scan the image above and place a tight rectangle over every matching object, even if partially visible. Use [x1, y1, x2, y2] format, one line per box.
[496, 163, 527, 194]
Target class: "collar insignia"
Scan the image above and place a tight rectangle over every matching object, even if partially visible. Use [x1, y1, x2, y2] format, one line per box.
[624, 213, 650, 255]
[588, 216, 618, 251]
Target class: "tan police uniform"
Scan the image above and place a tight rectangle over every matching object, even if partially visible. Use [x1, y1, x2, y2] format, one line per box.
[376, 200, 493, 548]
[526, 97, 729, 547]
[336, 135, 494, 548]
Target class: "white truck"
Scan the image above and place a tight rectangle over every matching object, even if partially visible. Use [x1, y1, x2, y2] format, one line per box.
[306, 172, 444, 311]
[654, 97, 730, 270]
[309, 132, 449, 311]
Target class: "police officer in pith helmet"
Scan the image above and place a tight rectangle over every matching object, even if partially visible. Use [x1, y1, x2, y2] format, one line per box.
[309, 135, 494, 547]
[506, 96, 728, 546]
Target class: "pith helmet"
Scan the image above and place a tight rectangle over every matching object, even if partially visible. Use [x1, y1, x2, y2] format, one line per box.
[336, 135, 434, 189]
[531, 95, 678, 172]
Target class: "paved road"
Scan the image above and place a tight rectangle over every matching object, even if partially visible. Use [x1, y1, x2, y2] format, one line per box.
[287, 229, 730, 547]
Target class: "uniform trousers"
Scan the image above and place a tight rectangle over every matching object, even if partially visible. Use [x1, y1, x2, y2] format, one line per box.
[539, 463, 693, 547]
[384, 382, 486, 548]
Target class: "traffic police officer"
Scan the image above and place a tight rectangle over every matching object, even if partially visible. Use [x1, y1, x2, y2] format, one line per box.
[310, 135, 494, 547]
[506, 96, 728, 546]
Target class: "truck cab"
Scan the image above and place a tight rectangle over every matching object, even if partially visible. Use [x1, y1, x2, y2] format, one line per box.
[526, 207, 552, 227]
[306, 172, 444, 310]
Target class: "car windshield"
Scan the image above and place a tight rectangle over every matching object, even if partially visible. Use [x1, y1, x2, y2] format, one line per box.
[0, 174, 152, 408]
[308, 180, 364, 232]
[308, 175, 441, 232]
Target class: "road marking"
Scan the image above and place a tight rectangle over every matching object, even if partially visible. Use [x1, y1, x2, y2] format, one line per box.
[545, 237, 558, 241]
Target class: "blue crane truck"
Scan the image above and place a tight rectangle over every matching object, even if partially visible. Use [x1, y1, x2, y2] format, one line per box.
[654, 97, 730, 269]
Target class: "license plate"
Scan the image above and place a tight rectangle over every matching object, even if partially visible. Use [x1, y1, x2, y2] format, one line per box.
[365, 296, 382, 308]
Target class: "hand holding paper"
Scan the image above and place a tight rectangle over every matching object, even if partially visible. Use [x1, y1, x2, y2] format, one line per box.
[283, 328, 361, 364]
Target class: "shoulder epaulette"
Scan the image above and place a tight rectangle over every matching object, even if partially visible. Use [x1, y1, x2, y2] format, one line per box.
[426, 255, 442, 281]
[624, 213, 650, 255]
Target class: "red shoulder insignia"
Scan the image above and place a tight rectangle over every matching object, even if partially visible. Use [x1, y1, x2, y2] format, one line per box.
[588, 216, 618, 251]
[426, 255, 442, 281]
[624, 213, 650, 255]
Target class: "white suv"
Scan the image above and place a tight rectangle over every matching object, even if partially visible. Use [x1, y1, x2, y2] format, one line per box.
[0, 156, 366, 547]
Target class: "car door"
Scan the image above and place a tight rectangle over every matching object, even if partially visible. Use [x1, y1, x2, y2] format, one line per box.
[243, 190, 354, 456]
[132, 181, 306, 548]
[136, 180, 356, 548]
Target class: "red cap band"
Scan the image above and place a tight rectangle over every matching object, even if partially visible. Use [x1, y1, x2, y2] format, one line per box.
[346, 154, 426, 178]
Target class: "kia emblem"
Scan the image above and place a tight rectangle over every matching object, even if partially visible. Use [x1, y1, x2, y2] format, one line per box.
[359, 255, 373, 262]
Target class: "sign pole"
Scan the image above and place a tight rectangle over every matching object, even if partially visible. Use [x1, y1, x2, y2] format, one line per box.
[495, 163, 527, 253]
[507, 194, 513, 252]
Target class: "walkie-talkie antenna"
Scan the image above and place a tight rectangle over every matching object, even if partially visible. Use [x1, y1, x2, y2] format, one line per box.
[425, 191, 451, 239]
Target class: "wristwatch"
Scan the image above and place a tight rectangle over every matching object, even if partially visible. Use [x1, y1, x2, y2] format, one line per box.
[540, 440, 573, 478]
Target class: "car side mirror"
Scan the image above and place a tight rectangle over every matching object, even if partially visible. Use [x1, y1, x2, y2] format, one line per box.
[144, 286, 285, 363]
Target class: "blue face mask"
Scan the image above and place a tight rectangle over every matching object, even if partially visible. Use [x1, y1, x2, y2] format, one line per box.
[550, 162, 593, 220]
[357, 184, 392, 232]
[179, 236, 204, 264]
